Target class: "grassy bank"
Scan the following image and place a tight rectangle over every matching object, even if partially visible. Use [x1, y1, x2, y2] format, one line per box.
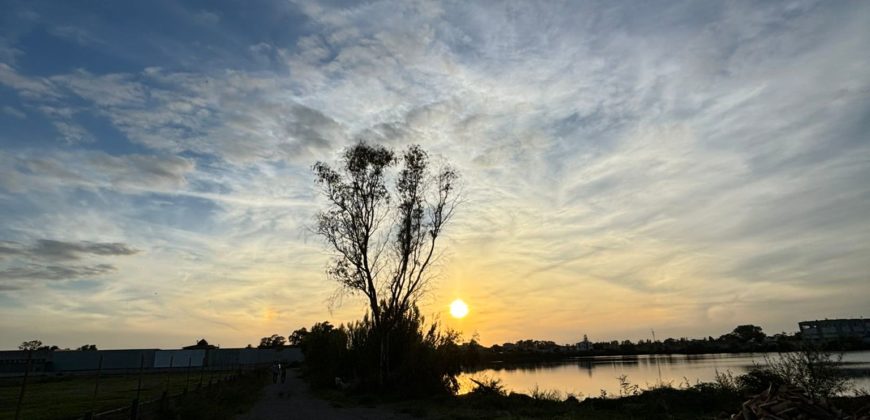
[157, 370, 269, 420]
[318, 381, 870, 420]
[0, 369, 267, 420]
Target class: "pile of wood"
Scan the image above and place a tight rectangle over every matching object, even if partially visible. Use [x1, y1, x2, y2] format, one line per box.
[730, 385, 868, 420]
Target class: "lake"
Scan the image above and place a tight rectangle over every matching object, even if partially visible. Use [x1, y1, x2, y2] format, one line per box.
[458, 351, 870, 399]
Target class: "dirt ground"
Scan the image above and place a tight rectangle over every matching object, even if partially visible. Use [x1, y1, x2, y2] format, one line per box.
[236, 370, 413, 420]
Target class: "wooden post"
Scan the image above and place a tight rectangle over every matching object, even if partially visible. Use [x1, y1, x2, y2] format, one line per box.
[197, 353, 205, 388]
[14, 350, 32, 420]
[131, 353, 144, 420]
[87, 354, 104, 419]
[184, 356, 192, 393]
[162, 355, 173, 410]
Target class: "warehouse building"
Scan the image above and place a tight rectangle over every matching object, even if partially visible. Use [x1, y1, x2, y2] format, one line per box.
[798, 318, 870, 343]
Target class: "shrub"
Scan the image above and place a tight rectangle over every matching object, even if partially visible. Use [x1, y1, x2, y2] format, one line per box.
[738, 366, 786, 394]
[468, 377, 506, 397]
[299, 307, 464, 396]
[298, 321, 349, 388]
[712, 369, 741, 393]
[616, 374, 640, 397]
[528, 385, 562, 401]
[761, 347, 850, 399]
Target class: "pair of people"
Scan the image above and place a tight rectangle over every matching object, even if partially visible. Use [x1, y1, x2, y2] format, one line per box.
[270, 361, 288, 384]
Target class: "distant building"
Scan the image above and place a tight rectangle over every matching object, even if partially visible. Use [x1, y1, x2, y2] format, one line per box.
[0, 350, 52, 375]
[575, 335, 592, 351]
[182, 339, 217, 350]
[798, 319, 870, 343]
[0, 347, 303, 377]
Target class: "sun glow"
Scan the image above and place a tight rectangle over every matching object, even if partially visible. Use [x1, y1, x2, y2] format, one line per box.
[449, 299, 469, 319]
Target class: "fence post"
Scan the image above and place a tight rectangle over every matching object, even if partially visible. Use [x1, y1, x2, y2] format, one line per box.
[184, 356, 192, 393]
[14, 350, 32, 420]
[130, 353, 144, 420]
[85, 354, 104, 419]
[161, 355, 173, 410]
[198, 359, 205, 389]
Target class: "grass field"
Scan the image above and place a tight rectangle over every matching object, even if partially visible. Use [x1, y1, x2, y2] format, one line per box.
[0, 368, 241, 420]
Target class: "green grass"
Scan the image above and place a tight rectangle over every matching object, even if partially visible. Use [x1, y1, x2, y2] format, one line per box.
[159, 371, 270, 420]
[0, 368, 242, 420]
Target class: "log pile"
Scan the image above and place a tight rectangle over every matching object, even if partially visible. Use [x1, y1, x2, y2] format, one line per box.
[730, 385, 869, 420]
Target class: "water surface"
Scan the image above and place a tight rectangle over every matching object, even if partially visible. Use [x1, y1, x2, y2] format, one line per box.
[458, 351, 870, 398]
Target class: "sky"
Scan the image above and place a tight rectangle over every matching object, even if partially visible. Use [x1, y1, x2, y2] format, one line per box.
[1, 0, 869, 350]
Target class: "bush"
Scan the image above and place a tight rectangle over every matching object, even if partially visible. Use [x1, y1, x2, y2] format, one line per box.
[298, 307, 464, 396]
[738, 366, 786, 394]
[468, 377, 506, 397]
[761, 347, 850, 399]
[298, 321, 349, 388]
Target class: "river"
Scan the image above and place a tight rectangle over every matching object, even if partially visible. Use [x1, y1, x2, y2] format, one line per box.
[458, 351, 870, 398]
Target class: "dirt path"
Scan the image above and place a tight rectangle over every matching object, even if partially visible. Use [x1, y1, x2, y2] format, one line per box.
[236, 370, 414, 420]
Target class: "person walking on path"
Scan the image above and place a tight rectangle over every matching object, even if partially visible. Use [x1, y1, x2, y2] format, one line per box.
[270, 362, 281, 384]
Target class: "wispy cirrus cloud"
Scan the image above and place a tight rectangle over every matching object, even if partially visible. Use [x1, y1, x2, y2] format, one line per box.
[0, 0, 868, 349]
[0, 239, 139, 261]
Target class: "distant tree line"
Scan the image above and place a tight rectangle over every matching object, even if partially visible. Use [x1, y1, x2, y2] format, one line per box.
[476, 324, 869, 364]
[17, 340, 97, 351]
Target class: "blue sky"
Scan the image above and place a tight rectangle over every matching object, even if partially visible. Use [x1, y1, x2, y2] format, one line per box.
[1, 0, 869, 349]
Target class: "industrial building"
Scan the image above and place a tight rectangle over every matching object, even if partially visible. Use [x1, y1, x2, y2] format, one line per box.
[798, 318, 870, 343]
[0, 347, 302, 377]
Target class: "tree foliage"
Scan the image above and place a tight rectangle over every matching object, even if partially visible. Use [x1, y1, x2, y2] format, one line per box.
[296, 314, 465, 395]
[731, 325, 766, 343]
[313, 142, 458, 329]
[19, 340, 43, 351]
[258, 334, 287, 349]
[312, 142, 459, 386]
[288, 328, 308, 347]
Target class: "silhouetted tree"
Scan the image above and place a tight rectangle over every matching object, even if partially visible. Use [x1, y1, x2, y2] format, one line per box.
[289, 328, 308, 347]
[732, 324, 766, 343]
[76, 344, 98, 351]
[258, 334, 286, 348]
[19, 340, 42, 351]
[313, 142, 459, 383]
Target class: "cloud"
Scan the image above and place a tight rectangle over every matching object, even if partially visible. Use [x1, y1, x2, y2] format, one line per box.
[0, 150, 195, 194]
[1, 0, 869, 348]
[86, 153, 195, 190]
[0, 263, 116, 280]
[0, 239, 139, 261]
[0, 63, 60, 100]
[1, 106, 26, 119]
[0, 240, 136, 290]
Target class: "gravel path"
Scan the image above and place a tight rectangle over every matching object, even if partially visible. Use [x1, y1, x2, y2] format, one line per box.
[236, 370, 414, 420]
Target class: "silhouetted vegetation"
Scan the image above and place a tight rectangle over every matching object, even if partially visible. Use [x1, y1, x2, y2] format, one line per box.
[18, 340, 58, 351]
[755, 347, 851, 399]
[257, 334, 287, 349]
[296, 310, 476, 397]
[311, 142, 460, 390]
[288, 327, 308, 346]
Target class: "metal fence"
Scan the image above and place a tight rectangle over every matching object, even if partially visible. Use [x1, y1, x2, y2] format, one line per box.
[3, 351, 281, 420]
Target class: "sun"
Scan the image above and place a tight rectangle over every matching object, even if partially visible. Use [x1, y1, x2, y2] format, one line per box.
[449, 299, 469, 319]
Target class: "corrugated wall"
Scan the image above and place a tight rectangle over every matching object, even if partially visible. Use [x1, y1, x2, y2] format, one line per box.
[52, 350, 157, 371]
